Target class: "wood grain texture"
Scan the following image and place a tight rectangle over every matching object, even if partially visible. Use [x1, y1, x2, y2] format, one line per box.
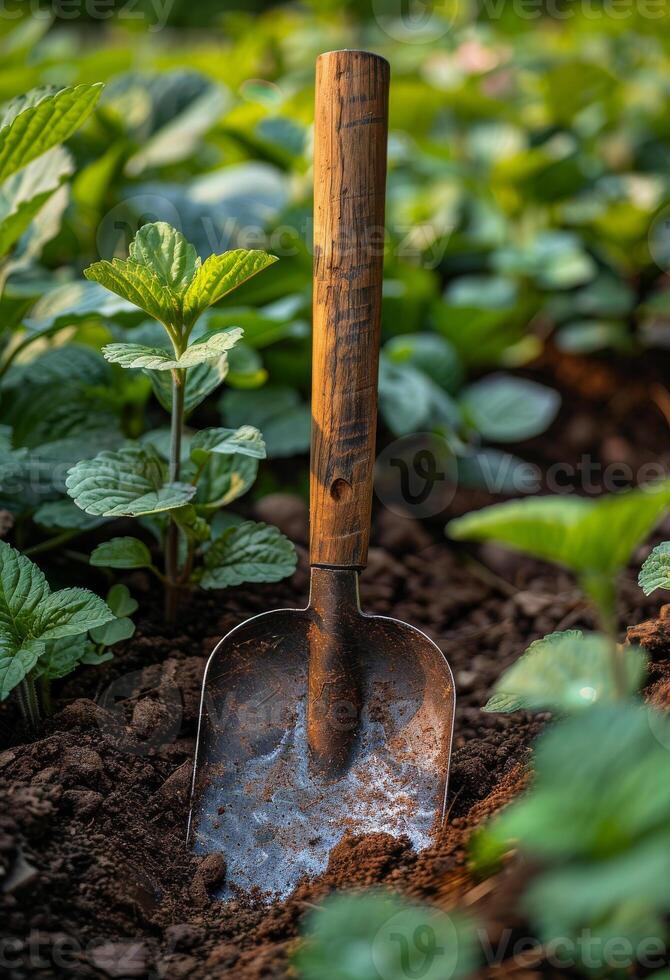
[310, 49, 390, 568]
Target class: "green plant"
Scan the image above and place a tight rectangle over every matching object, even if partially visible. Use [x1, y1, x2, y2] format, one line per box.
[66, 222, 296, 620]
[473, 704, 670, 973]
[0, 540, 114, 727]
[292, 892, 479, 980]
[639, 542, 670, 597]
[449, 483, 670, 698]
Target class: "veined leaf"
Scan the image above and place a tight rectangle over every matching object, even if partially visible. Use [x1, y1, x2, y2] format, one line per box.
[128, 221, 198, 291]
[201, 520, 296, 589]
[90, 537, 153, 570]
[33, 634, 91, 682]
[0, 145, 73, 257]
[106, 584, 138, 618]
[182, 250, 278, 326]
[25, 279, 137, 333]
[190, 426, 266, 464]
[448, 482, 670, 579]
[66, 445, 196, 517]
[460, 374, 560, 443]
[485, 630, 647, 713]
[172, 505, 211, 543]
[84, 257, 177, 326]
[0, 84, 103, 182]
[0, 541, 113, 698]
[103, 327, 242, 370]
[34, 498, 107, 532]
[195, 452, 258, 509]
[639, 542, 670, 596]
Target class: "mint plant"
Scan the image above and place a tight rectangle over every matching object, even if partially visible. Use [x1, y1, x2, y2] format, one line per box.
[0, 541, 114, 727]
[449, 482, 670, 700]
[66, 222, 296, 619]
[473, 704, 670, 972]
[639, 542, 670, 596]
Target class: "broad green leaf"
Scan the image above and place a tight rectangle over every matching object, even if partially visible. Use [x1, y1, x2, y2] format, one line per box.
[0, 540, 51, 638]
[128, 222, 198, 291]
[0, 145, 73, 255]
[32, 589, 115, 640]
[201, 520, 296, 589]
[34, 634, 90, 682]
[25, 279, 137, 333]
[0, 634, 44, 699]
[485, 630, 647, 713]
[66, 445, 196, 517]
[0, 84, 103, 182]
[182, 250, 278, 326]
[460, 374, 560, 443]
[448, 481, 670, 580]
[89, 617, 135, 646]
[106, 584, 138, 619]
[639, 542, 670, 596]
[90, 537, 153, 570]
[385, 333, 464, 393]
[220, 386, 310, 458]
[378, 359, 461, 439]
[195, 452, 258, 509]
[34, 499, 107, 532]
[190, 426, 266, 464]
[102, 327, 242, 370]
[84, 257, 177, 326]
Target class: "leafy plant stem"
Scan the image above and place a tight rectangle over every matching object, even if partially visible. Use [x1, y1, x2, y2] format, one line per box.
[587, 574, 627, 700]
[165, 368, 185, 622]
[17, 676, 40, 729]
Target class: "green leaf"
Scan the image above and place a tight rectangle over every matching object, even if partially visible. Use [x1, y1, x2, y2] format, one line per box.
[460, 374, 560, 443]
[201, 520, 296, 589]
[102, 327, 242, 370]
[32, 589, 115, 640]
[0, 635, 44, 699]
[385, 333, 464, 393]
[34, 633, 90, 682]
[195, 452, 258, 509]
[448, 481, 670, 580]
[90, 537, 153, 570]
[89, 617, 135, 646]
[106, 584, 138, 619]
[84, 257, 177, 326]
[190, 426, 266, 464]
[182, 249, 278, 327]
[639, 542, 670, 596]
[66, 445, 196, 517]
[220, 386, 310, 458]
[128, 221, 198, 291]
[0, 84, 103, 182]
[485, 630, 647, 713]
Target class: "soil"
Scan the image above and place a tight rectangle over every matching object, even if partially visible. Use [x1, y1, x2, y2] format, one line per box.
[2, 348, 670, 979]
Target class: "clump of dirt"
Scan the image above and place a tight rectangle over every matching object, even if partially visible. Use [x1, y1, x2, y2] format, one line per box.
[1, 498, 665, 979]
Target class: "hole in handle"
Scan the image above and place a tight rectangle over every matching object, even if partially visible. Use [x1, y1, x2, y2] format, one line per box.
[329, 478, 352, 502]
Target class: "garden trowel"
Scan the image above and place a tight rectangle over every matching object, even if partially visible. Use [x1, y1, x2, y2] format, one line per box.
[188, 49, 455, 899]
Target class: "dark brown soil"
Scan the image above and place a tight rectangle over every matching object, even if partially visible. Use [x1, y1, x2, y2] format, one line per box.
[2, 351, 670, 979]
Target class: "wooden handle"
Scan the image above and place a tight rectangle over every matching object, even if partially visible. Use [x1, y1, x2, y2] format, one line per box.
[310, 50, 390, 569]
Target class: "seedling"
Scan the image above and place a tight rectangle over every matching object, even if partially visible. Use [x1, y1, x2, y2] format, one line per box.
[0, 541, 114, 727]
[449, 482, 670, 699]
[473, 703, 670, 971]
[66, 222, 296, 620]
